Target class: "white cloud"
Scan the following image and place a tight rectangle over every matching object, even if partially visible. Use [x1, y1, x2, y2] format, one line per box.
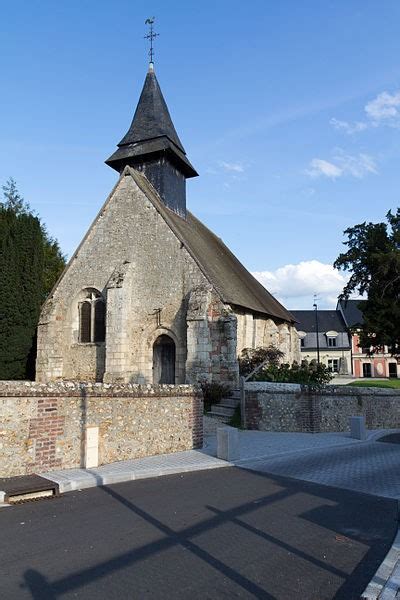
[306, 150, 377, 180]
[365, 90, 400, 124]
[307, 158, 342, 179]
[252, 260, 348, 309]
[330, 118, 368, 134]
[219, 161, 245, 173]
[331, 89, 400, 133]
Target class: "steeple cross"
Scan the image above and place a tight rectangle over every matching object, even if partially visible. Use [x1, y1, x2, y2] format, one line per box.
[144, 17, 159, 64]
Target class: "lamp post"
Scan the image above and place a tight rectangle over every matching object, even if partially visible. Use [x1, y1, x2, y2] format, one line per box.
[313, 297, 320, 364]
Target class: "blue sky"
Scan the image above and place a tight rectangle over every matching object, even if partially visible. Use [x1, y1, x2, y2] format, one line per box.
[1, 1, 399, 309]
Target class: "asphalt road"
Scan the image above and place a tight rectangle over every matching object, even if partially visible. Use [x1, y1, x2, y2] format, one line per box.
[0, 467, 396, 600]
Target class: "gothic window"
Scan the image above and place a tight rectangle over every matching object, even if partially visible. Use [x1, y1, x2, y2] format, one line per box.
[79, 290, 105, 343]
[80, 301, 92, 343]
[94, 300, 106, 342]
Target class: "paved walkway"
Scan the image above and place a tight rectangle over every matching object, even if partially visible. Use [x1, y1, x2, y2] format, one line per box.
[237, 438, 400, 500]
[204, 426, 400, 500]
[41, 449, 228, 494]
[203, 426, 385, 459]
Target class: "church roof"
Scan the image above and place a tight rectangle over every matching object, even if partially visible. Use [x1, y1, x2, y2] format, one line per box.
[106, 67, 198, 178]
[129, 167, 295, 323]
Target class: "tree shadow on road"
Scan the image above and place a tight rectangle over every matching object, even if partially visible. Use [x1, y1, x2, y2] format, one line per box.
[20, 467, 397, 600]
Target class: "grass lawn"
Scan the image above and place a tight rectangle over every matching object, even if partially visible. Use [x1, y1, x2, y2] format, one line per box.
[348, 379, 400, 389]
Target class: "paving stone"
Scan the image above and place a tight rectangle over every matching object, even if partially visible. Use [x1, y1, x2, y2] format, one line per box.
[40, 449, 229, 494]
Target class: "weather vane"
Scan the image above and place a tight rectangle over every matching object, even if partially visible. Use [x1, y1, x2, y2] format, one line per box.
[144, 17, 159, 64]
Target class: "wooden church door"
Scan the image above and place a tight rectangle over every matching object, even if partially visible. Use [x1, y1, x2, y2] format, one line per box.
[153, 335, 176, 384]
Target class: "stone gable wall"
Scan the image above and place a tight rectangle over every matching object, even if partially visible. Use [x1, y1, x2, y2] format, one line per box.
[245, 382, 400, 433]
[0, 381, 203, 477]
[36, 173, 208, 384]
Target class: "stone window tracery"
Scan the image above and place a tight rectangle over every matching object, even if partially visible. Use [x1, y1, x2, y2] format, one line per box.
[78, 290, 105, 343]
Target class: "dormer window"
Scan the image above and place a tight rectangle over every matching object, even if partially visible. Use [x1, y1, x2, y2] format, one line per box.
[326, 330, 338, 348]
[79, 289, 105, 343]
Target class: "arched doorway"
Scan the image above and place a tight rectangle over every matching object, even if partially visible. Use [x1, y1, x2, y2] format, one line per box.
[153, 335, 176, 384]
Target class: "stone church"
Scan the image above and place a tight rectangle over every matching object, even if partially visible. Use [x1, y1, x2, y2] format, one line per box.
[36, 63, 300, 385]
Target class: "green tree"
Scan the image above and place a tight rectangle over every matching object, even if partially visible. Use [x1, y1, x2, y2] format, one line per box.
[1, 177, 30, 215]
[0, 180, 66, 379]
[334, 209, 400, 355]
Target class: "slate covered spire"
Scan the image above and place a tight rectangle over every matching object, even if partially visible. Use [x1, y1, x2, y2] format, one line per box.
[106, 64, 198, 218]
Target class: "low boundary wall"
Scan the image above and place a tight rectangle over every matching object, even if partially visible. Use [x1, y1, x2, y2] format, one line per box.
[245, 382, 400, 433]
[0, 381, 203, 477]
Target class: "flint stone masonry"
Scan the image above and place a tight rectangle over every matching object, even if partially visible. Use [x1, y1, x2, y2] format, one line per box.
[0, 381, 203, 477]
[245, 382, 400, 433]
[36, 170, 300, 387]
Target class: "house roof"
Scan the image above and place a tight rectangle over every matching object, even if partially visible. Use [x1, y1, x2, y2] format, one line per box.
[106, 66, 198, 178]
[291, 310, 348, 333]
[129, 168, 295, 323]
[337, 299, 366, 327]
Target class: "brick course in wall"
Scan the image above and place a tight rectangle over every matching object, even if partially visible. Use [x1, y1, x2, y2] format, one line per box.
[245, 382, 400, 433]
[0, 381, 203, 477]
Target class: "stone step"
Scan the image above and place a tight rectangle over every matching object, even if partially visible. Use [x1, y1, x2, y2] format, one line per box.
[218, 398, 240, 408]
[230, 389, 241, 399]
[207, 412, 231, 424]
[210, 405, 235, 417]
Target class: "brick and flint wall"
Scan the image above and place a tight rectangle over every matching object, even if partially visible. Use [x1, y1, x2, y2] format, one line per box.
[245, 382, 400, 433]
[0, 381, 203, 477]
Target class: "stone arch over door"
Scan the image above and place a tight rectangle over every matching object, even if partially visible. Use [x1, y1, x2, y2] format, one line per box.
[153, 334, 176, 384]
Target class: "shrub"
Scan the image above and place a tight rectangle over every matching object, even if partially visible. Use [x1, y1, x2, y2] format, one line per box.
[239, 346, 284, 377]
[252, 359, 332, 389]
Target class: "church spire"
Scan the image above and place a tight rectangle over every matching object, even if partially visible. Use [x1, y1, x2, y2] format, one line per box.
[105, 21, 197, 218]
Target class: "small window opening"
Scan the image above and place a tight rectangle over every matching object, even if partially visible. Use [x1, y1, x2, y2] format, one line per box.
[79, 290, 105, 343]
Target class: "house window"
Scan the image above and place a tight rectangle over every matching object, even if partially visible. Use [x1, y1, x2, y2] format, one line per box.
[328, 337, 337, 347]
[300, 338, 305, 348]
[79, 290, 105, 343]
[328, 359, 339, 373]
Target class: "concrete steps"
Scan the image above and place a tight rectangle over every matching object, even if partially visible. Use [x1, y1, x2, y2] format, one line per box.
[208, 389, 240, 424]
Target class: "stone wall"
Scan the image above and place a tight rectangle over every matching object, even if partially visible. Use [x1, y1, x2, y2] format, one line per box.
[235, 311, 301, 366]
[0, 381, 203, 477]
[186, 285, 238, 385]
[245, 382, 400, 433]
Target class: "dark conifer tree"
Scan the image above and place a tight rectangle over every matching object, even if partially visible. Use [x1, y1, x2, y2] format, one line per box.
[0, 179, 65, 379]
